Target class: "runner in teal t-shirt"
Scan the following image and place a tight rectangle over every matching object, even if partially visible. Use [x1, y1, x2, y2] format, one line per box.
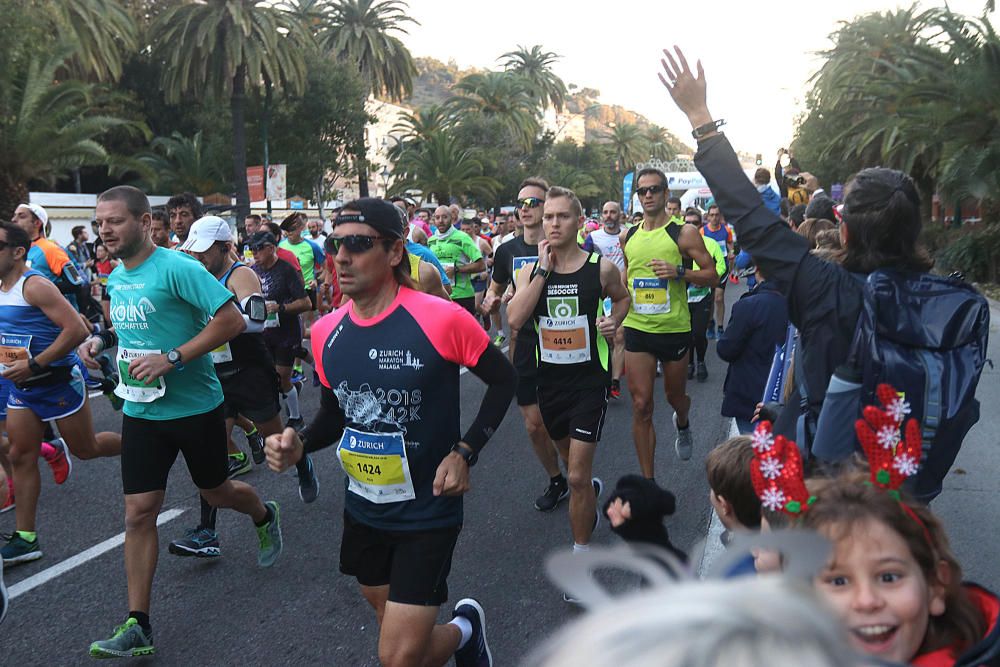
[107, 247, 232, 420]
[85, 188, 283, 659]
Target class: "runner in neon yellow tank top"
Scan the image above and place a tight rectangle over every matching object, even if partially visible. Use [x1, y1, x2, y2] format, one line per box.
[619, 176, 718, 479]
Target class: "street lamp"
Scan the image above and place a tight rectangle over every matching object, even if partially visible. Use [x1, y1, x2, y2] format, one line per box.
[380, 166, 391, 196]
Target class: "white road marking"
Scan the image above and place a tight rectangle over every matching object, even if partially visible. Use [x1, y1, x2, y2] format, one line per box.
[696, 418, 739, 578]
[460, 346, 509, 375]
[8, 508, 185, 600]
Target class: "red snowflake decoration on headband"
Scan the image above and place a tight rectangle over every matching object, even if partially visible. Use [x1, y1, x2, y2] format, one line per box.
[750, 421, 814, 516]
[855, 383, 922, 497]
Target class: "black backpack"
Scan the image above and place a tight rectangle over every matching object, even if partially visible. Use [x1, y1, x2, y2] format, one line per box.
[811, 270, 990, 501]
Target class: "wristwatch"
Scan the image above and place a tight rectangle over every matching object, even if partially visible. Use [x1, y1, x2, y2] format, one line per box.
[691, 119, 726, 140]
[28, 358, 44, 375]
[450, 442, 478, 467]
[535, 266, 551, 280]
[676, 265, 687, 278]
[167, 348, 184, 371]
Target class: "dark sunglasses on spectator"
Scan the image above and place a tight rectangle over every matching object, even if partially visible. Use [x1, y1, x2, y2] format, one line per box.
[248, 242, 274, 251]
[635, 185, 666, 196]
[327, 234, 389, 254]
[517, 197, 544, 209]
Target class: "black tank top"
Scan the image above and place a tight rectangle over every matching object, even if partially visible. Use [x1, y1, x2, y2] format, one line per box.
[214, 262, 273, 377]
[531, 252, 610, 388]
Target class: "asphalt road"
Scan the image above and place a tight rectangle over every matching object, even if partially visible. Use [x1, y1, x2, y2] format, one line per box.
[2, 288, 998, 666]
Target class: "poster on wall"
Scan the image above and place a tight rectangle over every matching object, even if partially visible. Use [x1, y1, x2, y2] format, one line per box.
[267, 164, 287, 201]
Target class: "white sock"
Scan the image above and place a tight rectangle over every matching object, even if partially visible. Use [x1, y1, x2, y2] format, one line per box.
[284, 385, 301, 419]
[573, 542, 591, 553]
[449, 616, 473, 649]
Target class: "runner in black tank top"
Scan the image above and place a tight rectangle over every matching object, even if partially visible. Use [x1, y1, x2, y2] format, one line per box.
[508, 187, 630, 584]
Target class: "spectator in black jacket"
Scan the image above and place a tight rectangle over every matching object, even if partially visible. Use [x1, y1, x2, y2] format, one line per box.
[717, 269, 788, 433]
[658, 47, 934, 445]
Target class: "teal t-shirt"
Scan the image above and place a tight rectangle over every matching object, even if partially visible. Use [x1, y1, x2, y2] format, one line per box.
[108, 247, 233, 420]
[428, 228, 483, 300]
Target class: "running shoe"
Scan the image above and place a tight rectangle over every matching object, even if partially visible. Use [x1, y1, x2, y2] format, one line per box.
[687, 363, 695, 380]
[717, 325, 725, 338]
[246, 430, 266, 465]
[285, 416, 305, 432]
[256, 501, 282, 568]
[609, 385, 622, 400]
[592, 477, 604, 532]
[290, 370, 305, 386]
[696, 361, 708, 382]
[533, 477, 568, 512]
[85, 377, 105, 391]
[41, 438, 72, 485]
[707, 320, 716, 340]
[0, 555, 8, 626]
[168, 527, 221, 558]
[492, 333, 506, 347]
[673, 413, 693, 461]
[452, 598, 492, 667]
[89, 618, 155, 658]
[297, 455, 319, 504]
[1, 532, 42, 565]
[227, 452, 252, 478]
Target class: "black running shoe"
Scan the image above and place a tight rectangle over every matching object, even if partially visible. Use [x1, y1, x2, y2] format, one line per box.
[534, 478, 568, 512]
[452, 598, 492, 667]
[696, 361, 708, 382]
[246, 430, 266, 465]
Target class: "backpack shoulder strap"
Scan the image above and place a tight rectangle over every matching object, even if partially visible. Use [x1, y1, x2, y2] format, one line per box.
[622, 225, 639, 249]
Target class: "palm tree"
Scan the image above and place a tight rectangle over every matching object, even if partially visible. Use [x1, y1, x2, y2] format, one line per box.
[0, 49, 140, 219]
[448, 72, 540, 149]
[498, 45, 568, 112]
[37, 0, 138, 82]
[126, 131, 231, 195]
[153, 0, 311, 218]
[600, 123, 645, 174]
[643, 125, 677, 160]
[391, 130, 500, 204]
[318, 0, 418, 197]
[388, 104, 454, 161]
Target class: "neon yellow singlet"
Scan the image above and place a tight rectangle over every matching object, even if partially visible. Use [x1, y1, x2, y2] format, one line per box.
[623, 222, 690, 334]
[407, 253, 422, 288]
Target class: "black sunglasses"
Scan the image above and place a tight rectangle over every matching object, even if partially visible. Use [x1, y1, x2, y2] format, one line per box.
[517, 197, 544, 209]
[327, 234, 389, 254]
[635, 185, 666, 196]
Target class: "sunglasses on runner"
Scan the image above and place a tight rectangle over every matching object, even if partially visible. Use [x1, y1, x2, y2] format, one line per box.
[327, 234, 390, 254]
[517, 197, 544, 209]
[635, 185, 666, 196]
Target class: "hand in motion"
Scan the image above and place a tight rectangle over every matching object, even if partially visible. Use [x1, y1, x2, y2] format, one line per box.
[433, 449, 471, 497]
[657, 46, 713, 128]
[596, 315, 618, 338]
[265, 427, 303, 473]
[78, 337, 103, 370]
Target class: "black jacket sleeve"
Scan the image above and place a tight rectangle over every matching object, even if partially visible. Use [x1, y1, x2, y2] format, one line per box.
[300, 385, 346, 453]
[462, 342, 517, 453]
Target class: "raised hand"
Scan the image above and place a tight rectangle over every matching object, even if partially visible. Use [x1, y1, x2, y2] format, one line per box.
[657, 46, 713, 128]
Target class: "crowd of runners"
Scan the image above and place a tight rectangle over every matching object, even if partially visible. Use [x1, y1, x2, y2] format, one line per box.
[0, 47, 995, 667]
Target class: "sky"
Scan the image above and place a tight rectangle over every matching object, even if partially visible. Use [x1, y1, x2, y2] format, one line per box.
[401, 0, 988, 158]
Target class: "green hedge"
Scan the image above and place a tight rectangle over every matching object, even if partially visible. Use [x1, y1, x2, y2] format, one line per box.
[929, 224, 1000, 283]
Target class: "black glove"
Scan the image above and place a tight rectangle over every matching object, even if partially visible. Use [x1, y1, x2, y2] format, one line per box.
[603, 475, 687, 563]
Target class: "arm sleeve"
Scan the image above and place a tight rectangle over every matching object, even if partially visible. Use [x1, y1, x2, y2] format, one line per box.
[694, 135, 811, 295]
[300, 385, 346, 453]
[461, 341, 516, 453]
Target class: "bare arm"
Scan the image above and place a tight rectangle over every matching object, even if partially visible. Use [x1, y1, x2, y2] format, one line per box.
[418, 260, 450, 300]
[23, 276, 90, 367]
[506, 259, 542, 331]
[600, 259, 631, 328]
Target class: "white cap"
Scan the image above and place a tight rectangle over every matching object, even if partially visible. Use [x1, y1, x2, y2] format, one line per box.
[16, 203, 48, 226]
[179, 215, 232, 253]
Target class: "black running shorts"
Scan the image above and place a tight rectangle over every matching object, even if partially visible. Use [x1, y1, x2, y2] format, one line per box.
[515, 374, 538, 407]
[220, 366, 281, 424]
[624, 328, 691, 364]
[264, 338, 297, 367]
[339, 510, 461, 606]
[537, 385, 610, 443]
[121, 404, 228, 494]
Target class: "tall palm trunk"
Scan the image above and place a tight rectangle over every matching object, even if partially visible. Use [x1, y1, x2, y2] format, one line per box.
[0, 174, 29, 222]
[231, 64, 251, 220]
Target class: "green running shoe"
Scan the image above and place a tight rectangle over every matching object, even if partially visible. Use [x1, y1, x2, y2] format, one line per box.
[256, 501, 282, 568]
[227, 452, 252, 478]
[1, 532, 42, 565]
[89, 617, 155, 658]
